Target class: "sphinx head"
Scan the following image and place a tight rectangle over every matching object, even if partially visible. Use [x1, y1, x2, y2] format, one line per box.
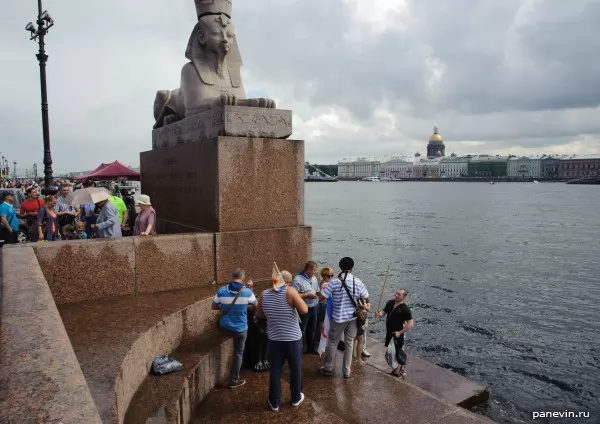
[187, 14, 235, 60]
[184, 7, 243, 87]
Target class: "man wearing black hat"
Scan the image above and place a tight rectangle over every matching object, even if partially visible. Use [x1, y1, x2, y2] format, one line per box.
[318, 257, 370, 378]
[0, 191, 19, 244]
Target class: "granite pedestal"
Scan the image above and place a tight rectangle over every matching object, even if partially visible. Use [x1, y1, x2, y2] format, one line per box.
[141, 136, 304, 233]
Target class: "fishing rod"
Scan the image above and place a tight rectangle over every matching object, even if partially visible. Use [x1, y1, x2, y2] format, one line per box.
[376, 263, 391, 314]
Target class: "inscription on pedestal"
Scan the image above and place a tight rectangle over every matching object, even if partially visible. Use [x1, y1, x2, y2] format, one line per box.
[152, 106, 293, 150]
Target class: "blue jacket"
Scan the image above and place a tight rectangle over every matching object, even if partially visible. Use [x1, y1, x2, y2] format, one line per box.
[96, 201, 122, 238]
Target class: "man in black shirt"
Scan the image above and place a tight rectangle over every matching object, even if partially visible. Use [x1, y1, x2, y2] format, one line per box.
[375, 289, 414, 377]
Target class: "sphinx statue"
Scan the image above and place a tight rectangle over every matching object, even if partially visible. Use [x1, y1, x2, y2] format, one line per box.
[153, 0, 276, 129]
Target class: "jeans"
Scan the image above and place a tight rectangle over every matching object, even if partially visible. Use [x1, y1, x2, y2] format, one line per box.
[322, 319, 357, 377]
[84, 216, 96, 238]
[226, 330, 247, 384]
[299, 305, 318, 353]
[268, 338, 303, 408]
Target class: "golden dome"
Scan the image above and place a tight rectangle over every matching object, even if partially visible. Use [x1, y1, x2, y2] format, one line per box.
[428, 125, 443, 143]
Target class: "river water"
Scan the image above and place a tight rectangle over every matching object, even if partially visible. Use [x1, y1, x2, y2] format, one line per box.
[306, 182, 600, 424]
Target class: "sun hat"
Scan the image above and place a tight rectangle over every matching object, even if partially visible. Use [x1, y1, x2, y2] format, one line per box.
[138, 194, 152, 206]
[339, 257, 354, 272]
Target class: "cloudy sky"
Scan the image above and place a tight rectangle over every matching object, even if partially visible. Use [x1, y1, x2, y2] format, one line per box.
[1, 0, 599, 173]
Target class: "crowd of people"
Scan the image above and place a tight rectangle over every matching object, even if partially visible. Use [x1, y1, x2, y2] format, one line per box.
[212, 257, 414, 412]
[0, 179, 157, 245]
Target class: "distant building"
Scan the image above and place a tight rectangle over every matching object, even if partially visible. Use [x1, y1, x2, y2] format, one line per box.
[540, 156, 560, 179]
[468, 155, 509, 177]
[338, 158, 381, 179]
[427, 125, 445, 159]
[507, 156, 542, 178]
[439, 155, 469, 178]
[558, 155, 600, 179]
[380, 157, 413, 179]
[413, 159, 440, 178]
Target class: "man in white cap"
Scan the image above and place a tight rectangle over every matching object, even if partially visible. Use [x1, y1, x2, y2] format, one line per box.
[93, 198, 122, 239]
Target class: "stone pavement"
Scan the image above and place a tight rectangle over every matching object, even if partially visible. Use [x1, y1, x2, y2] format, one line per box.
[192, 348, 494, 423]
[363, 338, 489, 408]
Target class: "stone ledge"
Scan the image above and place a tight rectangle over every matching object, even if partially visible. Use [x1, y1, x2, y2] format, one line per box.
[152, 106, 293, 150]
[124, 329, 233, 424]
[363, 338, 490, 408]
[0, 247, 101, 424]
[58, 287, 219, 423]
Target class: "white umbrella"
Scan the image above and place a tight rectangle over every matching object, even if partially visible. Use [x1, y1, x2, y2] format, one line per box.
[65, 187, 112, 206]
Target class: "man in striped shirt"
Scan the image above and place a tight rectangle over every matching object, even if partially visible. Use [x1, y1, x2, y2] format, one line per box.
[292, 261, 320, 354]
[212, 268, 257, 388]
[318, 257, 370, 379]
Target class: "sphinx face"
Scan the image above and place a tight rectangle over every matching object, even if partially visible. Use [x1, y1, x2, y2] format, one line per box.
[199, 17, 235, 56]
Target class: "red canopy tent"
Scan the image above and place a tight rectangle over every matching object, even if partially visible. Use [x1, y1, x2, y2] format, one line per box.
[81, 161, 140, 182]
[74, 162, 110, 181]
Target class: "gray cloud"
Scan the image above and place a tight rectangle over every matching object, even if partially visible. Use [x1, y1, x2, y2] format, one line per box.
[0, 0, 598, 174]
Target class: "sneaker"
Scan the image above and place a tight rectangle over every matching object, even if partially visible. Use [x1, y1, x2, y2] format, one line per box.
[228, 379, 246, 389]
[268, 400, 279, 412]
[291, 392, 305, 407]
[361, 349, 371, 358]
[318, 367, 333, 376]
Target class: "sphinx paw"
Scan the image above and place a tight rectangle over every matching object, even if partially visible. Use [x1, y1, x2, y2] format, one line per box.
[263, 361, 270, 370]
[254, 362, 261, 372]
[163, 115, 179, 126]
[220, 93, 238, 106]
[257, 98, 276, 108]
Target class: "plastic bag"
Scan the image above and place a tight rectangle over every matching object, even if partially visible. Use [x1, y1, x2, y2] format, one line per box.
[152, 355, 183, 375]
[386, 342, 399, 369]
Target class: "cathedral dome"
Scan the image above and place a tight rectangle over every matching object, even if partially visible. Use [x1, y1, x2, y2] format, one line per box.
[451, 152, 457, 157]
[415, 151, 421, 157]
[429, 125, 444, 143]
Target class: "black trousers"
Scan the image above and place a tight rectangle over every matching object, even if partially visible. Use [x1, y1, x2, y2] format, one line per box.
[299, 306, 318, 353]
[0, 229, 18, 245]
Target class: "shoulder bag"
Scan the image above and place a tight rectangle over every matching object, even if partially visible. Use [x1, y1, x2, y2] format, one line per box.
[341, 276, 367, 328]
[222, 287, 244, 316]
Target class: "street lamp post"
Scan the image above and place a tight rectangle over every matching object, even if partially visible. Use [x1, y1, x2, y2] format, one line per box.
[25, 0, 56, 195]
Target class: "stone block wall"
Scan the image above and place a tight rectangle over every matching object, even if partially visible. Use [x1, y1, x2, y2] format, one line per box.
[30, 228, 309, 305]
[0, 247, 101, 423]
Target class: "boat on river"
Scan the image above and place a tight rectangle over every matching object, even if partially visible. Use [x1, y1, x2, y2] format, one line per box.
[305, 164, 338, 182]
[361, 176, 380, 182]
[566, 176, 600, 185]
